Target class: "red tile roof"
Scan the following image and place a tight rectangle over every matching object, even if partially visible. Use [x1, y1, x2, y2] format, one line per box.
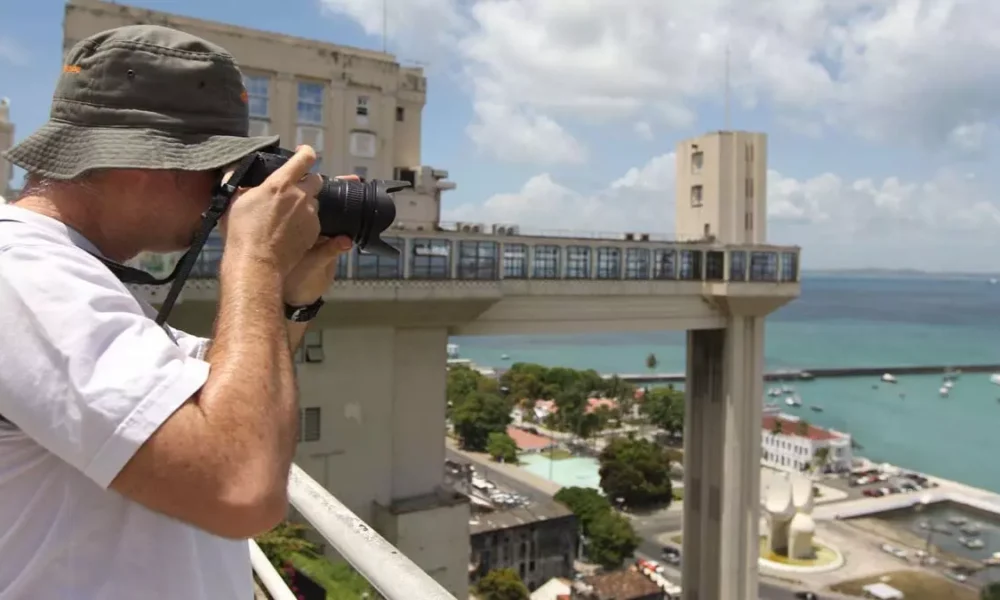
[761, 415, 838, 441]
[506, 426, 553, 451]
[584, 569, 662, 600]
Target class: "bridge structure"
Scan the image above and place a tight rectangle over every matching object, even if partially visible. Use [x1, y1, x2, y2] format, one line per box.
[129, 130, 800, 600]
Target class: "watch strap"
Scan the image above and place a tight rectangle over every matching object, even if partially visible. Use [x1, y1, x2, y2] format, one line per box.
[284, 297, 325, 322]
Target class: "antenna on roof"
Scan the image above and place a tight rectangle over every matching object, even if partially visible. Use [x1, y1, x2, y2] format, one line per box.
[724, 42, 732, 130]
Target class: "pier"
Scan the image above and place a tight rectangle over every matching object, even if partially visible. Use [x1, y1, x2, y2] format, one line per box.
[611, 363, 1000, 384]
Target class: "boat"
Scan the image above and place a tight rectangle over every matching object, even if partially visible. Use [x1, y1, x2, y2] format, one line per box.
[446, 343, 460, 359]
[944, 380, 954, 390]
[785, 395, 802, 407]
[798, 371, 815, 381]
[949, 516, 968, 526]
[990, 374, 1000, 387]
[810, 405, 823, 412]
[939, 386, 950, 398]
[500, 353, 510, 361]
[882, 373, 897, 383]
[961, 537, 985, 550]
[961, 523, 982, 536]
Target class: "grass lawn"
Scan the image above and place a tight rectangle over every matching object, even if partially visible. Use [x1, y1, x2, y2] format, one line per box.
[829, 570, 977, 600]
[672, 534, 683, 545]
[672, 488, 684, 501]
[289, 553, 378, 600]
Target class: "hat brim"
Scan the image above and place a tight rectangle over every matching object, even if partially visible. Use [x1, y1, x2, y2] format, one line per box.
[2, 119, 280, 180]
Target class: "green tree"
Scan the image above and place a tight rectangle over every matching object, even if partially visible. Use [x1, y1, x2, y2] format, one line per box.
[598, 437, 674, 509]
[641, 387, 685, 439]
[255, 521, 319, 570]
[486, 431, 519, 463]
[796, 419, 810, 437]
[448, 365, 499, 411]
[586, 511, 640, 569]
[771, 420, 784, 436]
[500, 362, 549, 405]
[554, 486, 613, 532]
[452, 391, 512, 451]
[812, 446, 830, 473]
[983, 582, 1000, 600]
[476, 568, 529, 600]
[645, 352, 658, 372]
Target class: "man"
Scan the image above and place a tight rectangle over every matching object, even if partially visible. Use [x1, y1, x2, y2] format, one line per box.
[0, 25, 352, 599]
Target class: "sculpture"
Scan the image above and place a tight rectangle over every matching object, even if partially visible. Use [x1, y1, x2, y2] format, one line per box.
[764, 472, 817, 560]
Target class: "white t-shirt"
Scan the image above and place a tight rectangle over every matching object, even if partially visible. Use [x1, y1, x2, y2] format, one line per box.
[0, 205, 251, 600]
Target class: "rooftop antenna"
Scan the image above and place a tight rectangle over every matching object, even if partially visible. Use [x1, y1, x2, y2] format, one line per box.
[724, 42, 732, 130]
[381, 0, 388, 53]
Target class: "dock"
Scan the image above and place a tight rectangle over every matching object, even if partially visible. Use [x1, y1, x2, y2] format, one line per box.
[610, 363, 1000, 384]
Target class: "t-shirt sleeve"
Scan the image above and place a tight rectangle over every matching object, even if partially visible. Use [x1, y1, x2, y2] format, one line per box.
[0, 243, 211, 489]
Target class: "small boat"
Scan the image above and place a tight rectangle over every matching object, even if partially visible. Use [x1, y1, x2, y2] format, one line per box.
[962, 537, 985, 550]
[991, 374, 1000, 387]
[882, 373, 897, 383]
[939, 386, 950, 398]
[785, 395, 802, 407]
[798, 371, 815, 381]
[949, 516, 968, 526]
[961, 523, 982, 536]
[500, 354, 510, 361]
[810, 405, 823, 412]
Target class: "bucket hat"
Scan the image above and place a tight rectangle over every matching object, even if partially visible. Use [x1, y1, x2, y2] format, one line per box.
[3, 25, 279, 180]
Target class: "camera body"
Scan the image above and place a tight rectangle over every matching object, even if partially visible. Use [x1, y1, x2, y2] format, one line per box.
[236, 146, 409, 256]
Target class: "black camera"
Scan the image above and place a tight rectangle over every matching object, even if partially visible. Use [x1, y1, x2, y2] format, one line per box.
[235, 146, 409, 257]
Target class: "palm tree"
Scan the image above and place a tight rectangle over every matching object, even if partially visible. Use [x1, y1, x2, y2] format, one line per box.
[796, 420, 810, 437]
[645, 352, 658, 373]
[771, 420, 784, 436]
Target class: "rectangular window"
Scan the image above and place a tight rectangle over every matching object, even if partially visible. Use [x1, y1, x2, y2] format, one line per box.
[502, 244, 528, 279]
[624, 248, 649, 279]
[679, 250, 702, 280]
[595, 247, 621, 279]
[297, 81, 324, 125]
[411, 238, 451, 279]
[565, 246, 591, 279]
[355, 237, 403, 279]
[243, 74, 270, 119]
[353, 166, 369, 180]
[531, 245, 560, 279]
[729, 251, 747, 282]
[705, 251, 725, 281]
[750, 251, 779, 282]
[299, 407, 321, 442]
[357, 95, 369, 116]
[396, 106, 405, 122]
[780, 251, 799, 282]
[458, 241, 498, 280]
[691, 185, 703, 207]
[652, 249, 676, 279]
[692, 151, 703, 173]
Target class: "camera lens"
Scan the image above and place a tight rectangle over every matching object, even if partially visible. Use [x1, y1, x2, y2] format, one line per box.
[317, 177, 408, 257]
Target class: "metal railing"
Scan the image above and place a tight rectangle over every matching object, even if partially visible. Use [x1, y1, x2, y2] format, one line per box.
[250, 464, 456, 600]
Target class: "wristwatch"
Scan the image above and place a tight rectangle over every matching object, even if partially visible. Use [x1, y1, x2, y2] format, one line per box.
[284, 297, 325, 322]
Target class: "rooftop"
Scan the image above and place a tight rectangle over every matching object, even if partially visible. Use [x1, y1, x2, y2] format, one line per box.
[469, 495, 574, 536]
[582, 568, 662, 600]
[762, 414, 841, 441]
[507, 426, 554, 451]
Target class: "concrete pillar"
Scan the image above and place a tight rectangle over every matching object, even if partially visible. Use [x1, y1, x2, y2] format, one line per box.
[294, 326, 470, 597]
[681, 315, 765, 600]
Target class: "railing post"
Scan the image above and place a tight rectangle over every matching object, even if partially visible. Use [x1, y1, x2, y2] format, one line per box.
[248, 540, 297, 600]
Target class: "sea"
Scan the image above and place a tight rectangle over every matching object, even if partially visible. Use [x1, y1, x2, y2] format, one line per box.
[452, 274, 1000, 494]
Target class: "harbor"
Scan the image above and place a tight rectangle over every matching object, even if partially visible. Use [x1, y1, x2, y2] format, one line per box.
[608, 363, 1000, 384]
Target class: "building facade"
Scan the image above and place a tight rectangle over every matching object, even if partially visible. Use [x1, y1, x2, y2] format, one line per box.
[0, 98, 13, 202]
[761, 410, 853, 473]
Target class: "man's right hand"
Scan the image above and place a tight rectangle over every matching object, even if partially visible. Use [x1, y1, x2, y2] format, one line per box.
[224, 145, 323, 275]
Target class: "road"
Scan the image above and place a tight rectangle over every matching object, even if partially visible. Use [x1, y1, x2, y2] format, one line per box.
[450, 448, 816, 600]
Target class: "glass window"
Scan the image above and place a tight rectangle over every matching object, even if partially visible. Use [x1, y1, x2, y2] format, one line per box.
[396, 106, 405, 121]
[458, 241, 498, 280]
[336, 252, 348, 279]
[679, 250, 703, 280]
[355, 236, 402, 279]
[750, 251, 779, 282]
[411, 238, 452, 279]
[596, 247, 621, 279]
[780, 251, 799, 282]
[297, 81, 324, 125]
[532, 245, 560, 279]
[503, 243, 528, 279]
[243, 74, 270, 119]
[652, 249, 676, 279]
[625, 248, 649, 280]
[299, 407, 321, 442]
[565, 246, 591, 279]
[706, 251, 725, 281]
[729, 251, 747, 282]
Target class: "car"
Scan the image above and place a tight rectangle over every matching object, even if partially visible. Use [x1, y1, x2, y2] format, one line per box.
[794, 592, 818, 600]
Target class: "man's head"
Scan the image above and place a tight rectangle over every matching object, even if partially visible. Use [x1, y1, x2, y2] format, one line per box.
[2, 25, 278, 259]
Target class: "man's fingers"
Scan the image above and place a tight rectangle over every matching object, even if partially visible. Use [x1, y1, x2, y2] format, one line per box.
[297, 173, 323, 200]
[270, 145, 317, 185]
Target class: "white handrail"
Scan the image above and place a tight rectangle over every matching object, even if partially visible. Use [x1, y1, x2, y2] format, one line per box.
[286, 464, 456, 600]
[248, 540, 297, 600]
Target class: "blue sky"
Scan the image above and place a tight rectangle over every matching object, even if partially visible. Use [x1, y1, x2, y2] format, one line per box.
[2, 0, 1000, 270]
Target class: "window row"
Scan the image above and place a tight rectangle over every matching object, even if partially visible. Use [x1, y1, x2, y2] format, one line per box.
[241, 75, 405, 125]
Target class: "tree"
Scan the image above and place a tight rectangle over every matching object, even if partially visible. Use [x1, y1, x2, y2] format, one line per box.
[554, 486, 614, 532]
[645, 352, 658, 373]
[255, 521, 319, 570]
[771, 420, 784, 436]
[452, 391, 512, 451]
[598, 437, 674, 509]
[641, 387, 685, 439]
[982, 582, 1000, 600]
[448, 365, 499, 411]
[796, 419, 810, 437]
[812, 446, 830, 473]
[586, 511, 640, 569]
[476, 568, 529, 600]
[486, 431, 519, 463]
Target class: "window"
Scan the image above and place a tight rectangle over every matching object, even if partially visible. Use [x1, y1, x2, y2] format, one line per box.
[297, 81, 324, 125]
[299, 407, 321, 442]
[780, 251, 799, 282]
[411, 238, 451, 279]
[750, 251, 779, 282]
[625, 248, 649, 279]
[458, 241, 498, 280]
[355, 237, 403, 279]
[706, 251, 725, 281]
[350, 131, 377, 158]
[356, 95, 369, 116]
[243, 74, 270, 119]
[652, 249, 676, 279]
[729, 250, 747, 282]
[745, 177, 754, 200]
[565, 246, 591, 279]
[690, 185, 703, 207]
[596, 247, 621, 279]
[692, 151, 703, 173]
[745, 212, 754, 232]
[295, 330, 324, 364]
[531, 245, 560, 279]
[502, 244, 528, 279]
[396, 106, 405, 122]
[353, 166, 368, 180]
[679, 250, 702, 280]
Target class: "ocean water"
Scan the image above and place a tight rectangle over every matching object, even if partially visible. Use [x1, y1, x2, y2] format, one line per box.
[453, 274, 1000, 493]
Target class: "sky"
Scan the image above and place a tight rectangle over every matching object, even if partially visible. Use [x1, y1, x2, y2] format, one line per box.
[1, 0, 999, 271]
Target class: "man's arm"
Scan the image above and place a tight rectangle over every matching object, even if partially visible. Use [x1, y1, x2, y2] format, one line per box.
[288, 321, 309, 353]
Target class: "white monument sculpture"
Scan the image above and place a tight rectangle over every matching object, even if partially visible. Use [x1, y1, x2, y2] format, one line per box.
[764, 472, 816, 560]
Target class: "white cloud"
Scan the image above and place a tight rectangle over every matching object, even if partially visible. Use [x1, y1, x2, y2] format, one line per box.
[633, 121, 654, 141]
[320, 0, 1000, 158]
[465, 102, 587, 165]
[0, 36, 26, 66]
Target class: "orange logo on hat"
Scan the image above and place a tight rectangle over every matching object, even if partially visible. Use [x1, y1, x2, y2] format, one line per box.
[63, 65, 82, 73]
[240, 89, 248, 103]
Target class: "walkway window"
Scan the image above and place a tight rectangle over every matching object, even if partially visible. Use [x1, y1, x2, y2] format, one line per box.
[191, 230, 224, 278]
[750, 251, 779, 282]
[625, 248, 650, 279]
[411, 238, 452, 279]
[532, 245, 560, 279]
[458, 240, 498, 280]
[706, 251, 725, 281]
[780, 251, 799, 282]
[565, 246, 591, 279]
[679, 250, 703, 280]
[355, 236, 403, 279]
[503, 243, 528, 279]
[729, 251, 747, 282]
[596, 247, 621, 279]
[652, 249, 676, 279]
[299, 407, 321, 442]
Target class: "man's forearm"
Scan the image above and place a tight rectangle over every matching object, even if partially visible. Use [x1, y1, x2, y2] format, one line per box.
[287, 321, 309, 352]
